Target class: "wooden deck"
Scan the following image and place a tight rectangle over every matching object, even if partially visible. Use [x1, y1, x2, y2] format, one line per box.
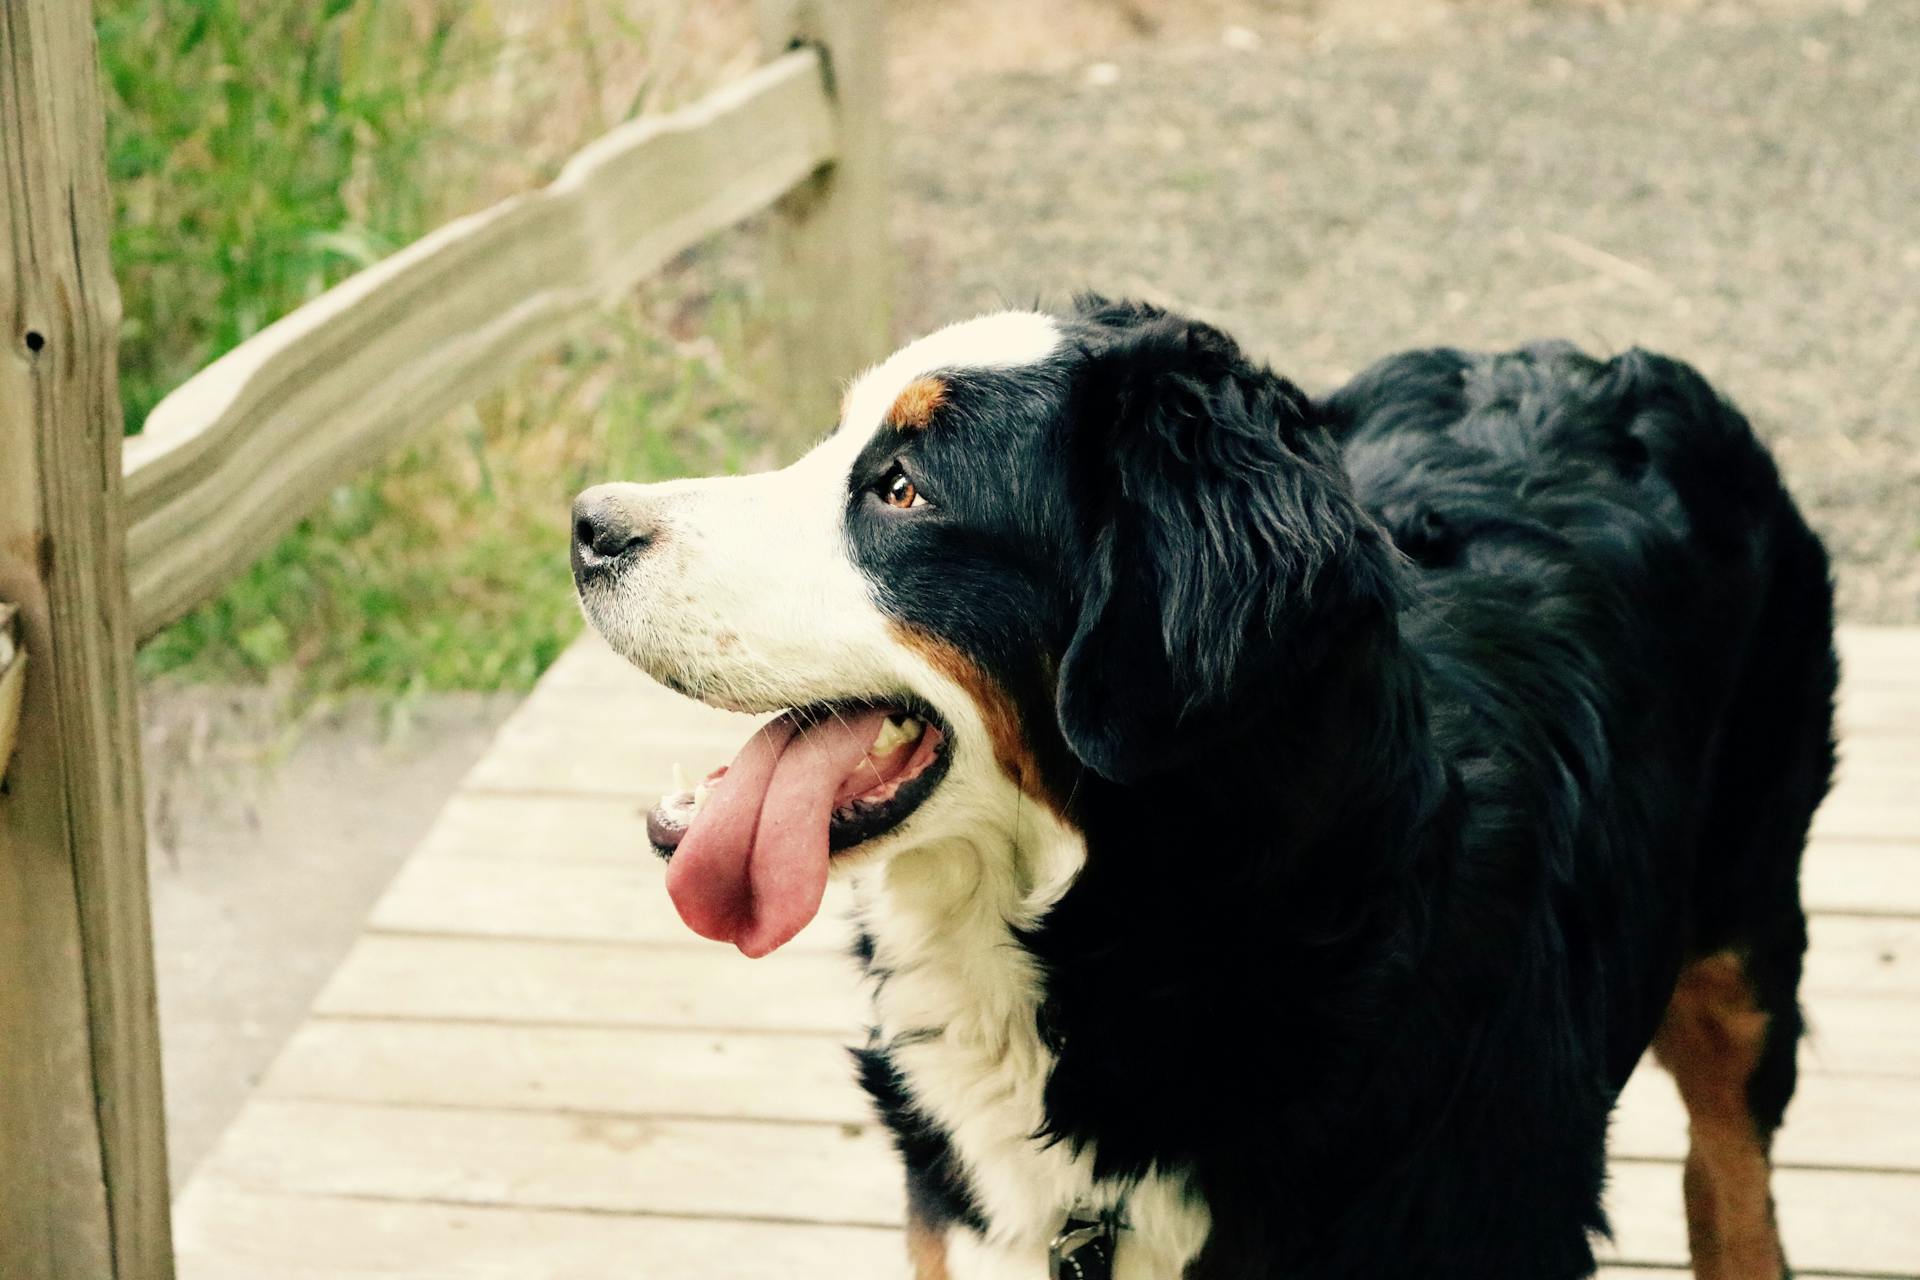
[171, 628, 1920, 1279]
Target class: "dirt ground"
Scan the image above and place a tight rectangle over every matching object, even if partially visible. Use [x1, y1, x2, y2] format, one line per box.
[150, 0, 1915, 1190]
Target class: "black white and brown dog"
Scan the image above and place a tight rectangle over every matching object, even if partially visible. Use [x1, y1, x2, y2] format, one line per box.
[570, 297, 1835, 1280]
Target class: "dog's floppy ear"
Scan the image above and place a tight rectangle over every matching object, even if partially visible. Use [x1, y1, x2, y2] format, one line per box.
[1056, 301, 1395, 783]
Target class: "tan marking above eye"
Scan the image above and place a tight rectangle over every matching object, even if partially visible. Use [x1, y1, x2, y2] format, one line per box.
[887, 376, 948, 430]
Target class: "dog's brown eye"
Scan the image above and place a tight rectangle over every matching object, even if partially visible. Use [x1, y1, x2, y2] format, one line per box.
[880, 465, 925, 509]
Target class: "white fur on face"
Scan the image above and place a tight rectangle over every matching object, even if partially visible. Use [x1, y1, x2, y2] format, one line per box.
[574, 308, 1209, 1273]
[574, 309, 1062, 715]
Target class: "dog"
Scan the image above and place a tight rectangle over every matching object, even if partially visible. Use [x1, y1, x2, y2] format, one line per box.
[570, 297, 1836, 1279]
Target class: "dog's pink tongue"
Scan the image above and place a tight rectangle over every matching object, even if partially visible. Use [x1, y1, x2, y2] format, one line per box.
[664, 709, 892, 958]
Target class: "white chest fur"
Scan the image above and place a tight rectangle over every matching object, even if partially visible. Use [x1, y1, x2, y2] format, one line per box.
[852, 825, 1211, 1279]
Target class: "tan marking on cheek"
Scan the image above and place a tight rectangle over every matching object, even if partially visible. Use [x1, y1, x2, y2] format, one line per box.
[887, 376, 948, 431]
[893, 625, 1073, 820]
[906, 1211, 953, 1280]
[1652, 951, 1786, 1280]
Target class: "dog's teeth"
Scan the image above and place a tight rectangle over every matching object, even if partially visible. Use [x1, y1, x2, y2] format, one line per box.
[692, 782, 711, 815]
[672, 763, 690, 795]
[870, 715, 922, 755]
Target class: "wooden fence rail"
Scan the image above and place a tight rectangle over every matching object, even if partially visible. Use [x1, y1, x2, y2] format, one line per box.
[122, 46, 840, 639]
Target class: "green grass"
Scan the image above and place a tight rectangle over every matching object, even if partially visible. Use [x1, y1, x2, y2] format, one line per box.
[134, 288, 770, 701]
[102, 0, 772, 704]
[100, 0, 462, 435]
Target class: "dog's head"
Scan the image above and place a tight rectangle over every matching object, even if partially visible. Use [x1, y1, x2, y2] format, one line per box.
[572, 299, 1393, 956]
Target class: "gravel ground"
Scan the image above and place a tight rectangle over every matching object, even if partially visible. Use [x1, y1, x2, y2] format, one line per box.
[893, 0, 1920, 621]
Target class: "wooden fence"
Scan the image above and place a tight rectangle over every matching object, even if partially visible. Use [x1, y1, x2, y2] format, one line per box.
[0, 1, 888, 1275]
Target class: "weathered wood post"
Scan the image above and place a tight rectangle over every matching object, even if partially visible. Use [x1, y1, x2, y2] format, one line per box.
[1, 4, 176, 1277]
[754, 0, 891, 439]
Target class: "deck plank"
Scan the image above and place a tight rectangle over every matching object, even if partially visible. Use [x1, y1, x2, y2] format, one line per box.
[262, 1021, 872, 1125]
[314, 934, 865, 1034]
[1804, 837, 1920, 915]
[1797, 992, 1920, 1078]
[1837, 688, 1920, 738]
[1602, 1162, 1920, 1274]
[1837, 624, 1920, 670]
[1612, 1065, 1920, 1170]
[1799, 915, 1920, 998]
[369, 855, 860, 952]
[174, 1181, 907, 1280]
[196, 1099, 905, 1228]
[1813, 794, 1920, 842]
[413, 792, 650, 863]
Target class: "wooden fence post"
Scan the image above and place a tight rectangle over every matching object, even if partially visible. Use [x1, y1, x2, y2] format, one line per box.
[754, 0, 891, 439]
[1, 4, 176, 1278]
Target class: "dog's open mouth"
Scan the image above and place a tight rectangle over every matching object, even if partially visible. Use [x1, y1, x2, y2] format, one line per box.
[647, 703, 949, 958]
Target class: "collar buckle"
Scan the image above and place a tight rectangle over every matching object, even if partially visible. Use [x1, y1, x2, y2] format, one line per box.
[1049, 1212, 1117, 1280]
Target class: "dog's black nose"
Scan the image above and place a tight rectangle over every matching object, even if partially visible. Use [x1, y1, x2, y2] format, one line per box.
[571, 487, 658, 567]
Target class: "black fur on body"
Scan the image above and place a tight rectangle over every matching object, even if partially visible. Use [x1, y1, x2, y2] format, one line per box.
[846, 298, 1836, 1278]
